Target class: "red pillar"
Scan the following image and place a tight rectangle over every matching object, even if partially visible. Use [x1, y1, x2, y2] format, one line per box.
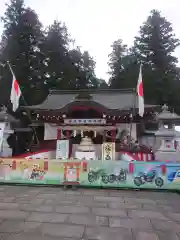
[111, 129, 116, 142]
[140, 152, 143, 161]
[57, 129, 61, 140]
[66, 130, 70, 139]
[64, 164, 67, 181]
[82, 161, 87, 172]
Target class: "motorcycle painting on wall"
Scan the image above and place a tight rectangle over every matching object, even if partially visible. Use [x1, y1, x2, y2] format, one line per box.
[88, 167, 127, 184]
[133, 169, 164, 187]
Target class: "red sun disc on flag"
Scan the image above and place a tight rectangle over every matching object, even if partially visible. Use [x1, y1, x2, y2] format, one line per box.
[138, 82, 143, 97]
[14, 79, 19, 95]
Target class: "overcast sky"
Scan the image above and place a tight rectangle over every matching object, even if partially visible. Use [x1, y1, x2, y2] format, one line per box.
[0, 0, 180, 81]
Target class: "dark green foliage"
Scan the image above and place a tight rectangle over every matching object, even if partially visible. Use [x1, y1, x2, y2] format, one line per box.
[0, 3, 180, 110]
[0, 0, 101, 109]
[134, 10, 180, 105]
[108, 40, 139, 89]
[39, 21, 100, 90]
[0, 0, 46, 105]
[108, 10, 180, 108]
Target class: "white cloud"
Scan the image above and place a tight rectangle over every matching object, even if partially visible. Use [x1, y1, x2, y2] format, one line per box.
[1, 0, 180, 80]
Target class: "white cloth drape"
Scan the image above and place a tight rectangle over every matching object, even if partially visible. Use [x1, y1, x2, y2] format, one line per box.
[0, 123, 5, 151]
[44, 123, 58, 140]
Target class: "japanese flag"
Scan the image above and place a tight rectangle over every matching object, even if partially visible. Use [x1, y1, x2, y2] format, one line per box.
[10, 66, 21, 112]
[136, 64, 144, 117]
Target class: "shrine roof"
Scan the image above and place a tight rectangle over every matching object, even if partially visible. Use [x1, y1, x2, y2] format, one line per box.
[26, 89, 140, 111]
[156, 104, 180, 121]
[155, 128, 180, 137]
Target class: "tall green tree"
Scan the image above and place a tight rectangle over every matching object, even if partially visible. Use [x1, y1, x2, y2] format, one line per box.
[108, 39, 139, 89]
[76, 50, 98, 89]
[42, 20, 71, 89]
[43, 22, 99, 90]
[65, 47, 97, 89]
[0, 0, 46, 106]
[108, 39, 127, 88]
[134, 9, 180, 105]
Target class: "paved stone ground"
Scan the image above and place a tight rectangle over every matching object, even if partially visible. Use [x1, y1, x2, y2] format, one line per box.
[0, 186, 179, 239]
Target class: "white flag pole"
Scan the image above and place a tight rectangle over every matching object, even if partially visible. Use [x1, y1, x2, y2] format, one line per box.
[129, 87, 136, 143]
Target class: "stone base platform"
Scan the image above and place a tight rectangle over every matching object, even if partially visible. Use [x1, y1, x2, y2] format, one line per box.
[0, 186, 179, 239]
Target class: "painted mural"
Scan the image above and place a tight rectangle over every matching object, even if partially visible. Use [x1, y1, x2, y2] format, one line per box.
[0, 158, 180, 190]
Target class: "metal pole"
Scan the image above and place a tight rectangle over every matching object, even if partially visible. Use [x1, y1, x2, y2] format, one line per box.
[129, 88, 136, 143]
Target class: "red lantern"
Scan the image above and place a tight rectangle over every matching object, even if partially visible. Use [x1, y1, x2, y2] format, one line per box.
[82, 161, 87, 172]
[128, 162, 134, 174]
[161, 164, 166, 175]
[11, 160, 16, 170]
[44, 161, 48, 171]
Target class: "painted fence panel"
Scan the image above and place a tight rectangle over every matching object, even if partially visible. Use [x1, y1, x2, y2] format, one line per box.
[0, 159, 180, 190]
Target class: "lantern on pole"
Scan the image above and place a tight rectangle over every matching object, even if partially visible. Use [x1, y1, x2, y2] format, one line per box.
[161, 164, 166, 176]
[12, 160, 16, 170]
[82, 161, 87, 172]
[44, 161, 48, 171]
[128, 162, 134, 174]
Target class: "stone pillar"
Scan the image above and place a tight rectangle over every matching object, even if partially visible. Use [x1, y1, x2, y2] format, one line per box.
[66, 130, 71, 158]
[1, 130, 13, 157]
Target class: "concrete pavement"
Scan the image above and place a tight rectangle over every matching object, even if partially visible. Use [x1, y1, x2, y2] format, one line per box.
[0, 185, 179, 239]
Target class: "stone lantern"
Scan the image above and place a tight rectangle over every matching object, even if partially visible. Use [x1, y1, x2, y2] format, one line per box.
[155, 104, 180, 162]
[0, 106, 18, 157]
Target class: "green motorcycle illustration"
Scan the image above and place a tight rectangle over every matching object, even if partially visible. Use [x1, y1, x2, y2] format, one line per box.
[88, 169, 109, 184]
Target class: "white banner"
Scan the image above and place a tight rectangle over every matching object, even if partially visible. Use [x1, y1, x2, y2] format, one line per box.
[25, 151, 54, 159]
[56, 140, 69, 159]
[44, 123, 58, 140]
[75, 151, 96, 160]
[102, 142, 115, 160]
[0, 123, 5, 151]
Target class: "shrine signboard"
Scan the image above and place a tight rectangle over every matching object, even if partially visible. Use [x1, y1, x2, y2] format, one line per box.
[64, 119, 106, 125]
